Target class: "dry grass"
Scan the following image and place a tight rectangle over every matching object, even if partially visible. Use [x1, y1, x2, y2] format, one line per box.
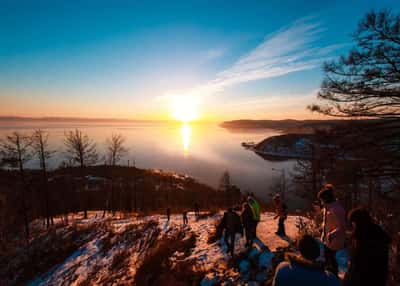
[207, 218, 223, 244]
[110, 249, 131, 270]
[0, 224, 95, 285]
[196, 211, 217, 220]
[95, 220, 160, 286]
[135, 231, 201, 286]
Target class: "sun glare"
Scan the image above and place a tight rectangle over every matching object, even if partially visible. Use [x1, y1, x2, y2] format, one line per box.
[171, 96, 199, 122]
[181, 123, 191, 156]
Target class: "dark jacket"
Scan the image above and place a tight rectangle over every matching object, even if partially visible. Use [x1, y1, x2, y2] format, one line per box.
[221, 210, 243, 235]
[274, 201, 288, 220]
[241, 203, 255, 230]
[273, 254, 340, 286]
[343, 222, 391, 286]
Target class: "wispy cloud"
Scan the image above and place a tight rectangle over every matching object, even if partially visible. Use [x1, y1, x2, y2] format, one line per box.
[164, 17, 337, 99]
[200, 18, 336, 94]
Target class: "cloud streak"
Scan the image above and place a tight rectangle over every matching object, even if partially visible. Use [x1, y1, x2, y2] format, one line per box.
[167, 17, 337, 99]
[160, 17, 341, 121]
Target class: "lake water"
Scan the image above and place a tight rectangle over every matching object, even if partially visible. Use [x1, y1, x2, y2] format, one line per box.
[0, 120, 294, 201]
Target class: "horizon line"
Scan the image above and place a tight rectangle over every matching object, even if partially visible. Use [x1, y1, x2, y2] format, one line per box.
[0, 115, 356, 123]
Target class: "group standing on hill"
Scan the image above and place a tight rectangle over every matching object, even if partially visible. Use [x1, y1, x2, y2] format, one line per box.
[273, 184, 390, 286]
[218, 184, 391, 286]
[164, 183, 391, 285]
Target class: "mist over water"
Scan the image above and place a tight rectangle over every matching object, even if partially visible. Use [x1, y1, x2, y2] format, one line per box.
[0, 120, 294, 201]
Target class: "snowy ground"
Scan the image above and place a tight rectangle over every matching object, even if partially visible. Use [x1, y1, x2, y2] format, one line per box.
[21, 211, 347, 286]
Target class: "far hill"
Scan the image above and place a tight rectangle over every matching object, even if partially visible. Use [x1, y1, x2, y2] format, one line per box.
[220, 119, 376, 133]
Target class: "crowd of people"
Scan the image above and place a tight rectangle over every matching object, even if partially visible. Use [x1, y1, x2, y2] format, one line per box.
[273, 185, 391, 286]
[217, 185, 391, 286]
[164, 184, 391, 286]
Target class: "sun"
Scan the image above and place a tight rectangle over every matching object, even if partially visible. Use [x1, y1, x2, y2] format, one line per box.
[170, 95, 199, 122]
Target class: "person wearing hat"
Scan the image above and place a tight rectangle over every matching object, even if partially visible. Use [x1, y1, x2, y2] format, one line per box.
[273, 194, 288, 236]
[318, 184, 346, 276]
[272, 235, 340, 286]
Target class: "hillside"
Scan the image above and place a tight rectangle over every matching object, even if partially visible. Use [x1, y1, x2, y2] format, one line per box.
[1, 211, 348, 286]
[220, 119, 377, 134]
[254, 134, 315, 160]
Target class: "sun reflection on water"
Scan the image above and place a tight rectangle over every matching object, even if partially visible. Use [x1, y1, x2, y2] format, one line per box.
[181, 123, 192, 157]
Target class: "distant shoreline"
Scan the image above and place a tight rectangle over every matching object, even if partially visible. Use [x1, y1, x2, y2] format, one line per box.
[220, 119, 376, 133]
[0, 116, 163, 123]
[0, 116, 222, 125]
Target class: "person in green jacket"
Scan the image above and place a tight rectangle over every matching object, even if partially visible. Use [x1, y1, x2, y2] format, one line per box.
[247, 194, 260, 238]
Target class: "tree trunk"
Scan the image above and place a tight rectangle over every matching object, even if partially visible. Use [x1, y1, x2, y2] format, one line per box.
[134, 176, 137, 212]
[17, 140, 30, 249]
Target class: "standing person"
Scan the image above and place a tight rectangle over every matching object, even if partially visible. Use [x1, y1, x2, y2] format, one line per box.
[241, 202, 256, 247]
[166, 207, 171, 222]
[182, 211, 188, 226]
[343, 207, 391, 286]
[221, 207, 243, 256]
[194, 203, 200, 218]
[248, 195, 260, 238]
[272, 234, 340, 286]
[273, 194, 288, 236]
[318, 184, 346, 276]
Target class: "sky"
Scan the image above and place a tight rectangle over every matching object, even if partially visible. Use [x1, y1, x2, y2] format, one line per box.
[1, 0, 399, 121]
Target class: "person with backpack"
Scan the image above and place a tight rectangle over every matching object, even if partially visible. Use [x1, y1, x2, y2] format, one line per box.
[342, 207, 391, 286]
[272, 234, 340, 286]
[221, 207, 243, 256]
[241, 202, 256, 247]
[318, 184, 346, 276]
[273, 194, 288, 236]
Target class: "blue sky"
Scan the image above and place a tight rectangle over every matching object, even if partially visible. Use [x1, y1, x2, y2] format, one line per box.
[1, 0, 399, 120]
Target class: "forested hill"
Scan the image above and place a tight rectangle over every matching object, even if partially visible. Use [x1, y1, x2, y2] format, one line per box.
[220, 119, 377, 133]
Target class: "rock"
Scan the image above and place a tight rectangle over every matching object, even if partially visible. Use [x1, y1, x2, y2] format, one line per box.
[239, 259, 251, 274]
[200, 273, 218, 286]
[258, 250, 274, 271]
[248, 247, 259, 260]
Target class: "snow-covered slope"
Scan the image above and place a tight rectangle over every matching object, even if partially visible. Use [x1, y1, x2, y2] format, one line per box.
[20, 211, 347, 286]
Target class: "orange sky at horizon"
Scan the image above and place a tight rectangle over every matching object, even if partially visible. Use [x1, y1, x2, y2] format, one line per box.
[0, 88, 329, 122]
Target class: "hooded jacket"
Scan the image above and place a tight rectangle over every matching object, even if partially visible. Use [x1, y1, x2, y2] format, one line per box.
[272, 253, 340, 286]
[221, 210, 243, 235]
[241, 203, 255, 231]
[342, 222, 391, 286]
[321, 200, 346, 250]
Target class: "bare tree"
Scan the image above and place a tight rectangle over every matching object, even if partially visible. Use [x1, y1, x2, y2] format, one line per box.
[105, 134, 127, 214]
[308, 8, 400, 208]
[308, 16, 400, 283]
[64, 129, 98, 168]
[309, 10, 400, 119]
[218, 171, 231, 192]
[64, 129, 98, 218]
[106, 134, 128, 166]
[32, 129, 54, 228]
[0, 132, 32, 246]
